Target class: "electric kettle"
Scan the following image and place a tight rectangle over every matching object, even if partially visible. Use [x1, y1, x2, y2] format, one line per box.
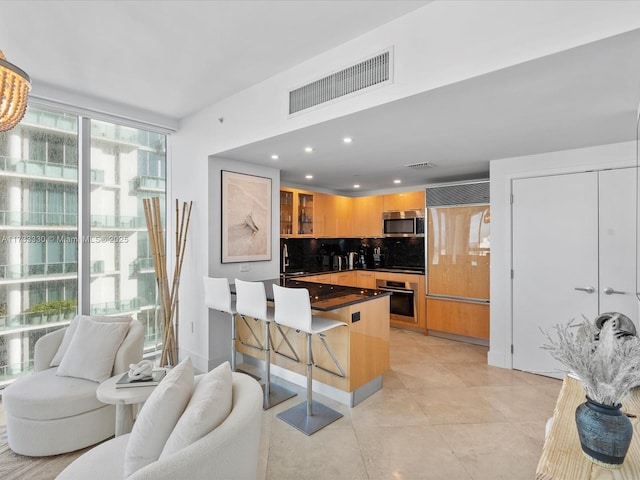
[348, 252, 356, 269]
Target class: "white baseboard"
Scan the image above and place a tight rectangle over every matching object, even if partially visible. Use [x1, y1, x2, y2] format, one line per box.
[487, 348, 511, 369]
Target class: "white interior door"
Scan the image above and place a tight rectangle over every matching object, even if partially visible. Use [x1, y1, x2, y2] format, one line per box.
[512, 172, 599, 377]
[598, 168, 639, 326]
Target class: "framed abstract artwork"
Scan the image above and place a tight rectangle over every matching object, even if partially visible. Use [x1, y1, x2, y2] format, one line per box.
[221, 170, 272, 263]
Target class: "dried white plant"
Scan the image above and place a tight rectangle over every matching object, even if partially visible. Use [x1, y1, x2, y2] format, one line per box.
[541, 318, 640, 406]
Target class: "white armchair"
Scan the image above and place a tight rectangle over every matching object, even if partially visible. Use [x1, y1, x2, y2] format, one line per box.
[2, 316, 144, 456]
[56, 372, 263, 480]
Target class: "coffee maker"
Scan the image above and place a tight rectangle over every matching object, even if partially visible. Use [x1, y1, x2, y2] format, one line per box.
[332, 253, 347, 270]
[358, 243, 373, 268]
[372, 246, 384, 268]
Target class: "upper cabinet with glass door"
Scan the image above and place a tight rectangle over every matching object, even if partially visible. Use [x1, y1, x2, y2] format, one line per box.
[280, 190, 293, 235]
[297, 193, 314, 235]
[279, 189, 315, 237]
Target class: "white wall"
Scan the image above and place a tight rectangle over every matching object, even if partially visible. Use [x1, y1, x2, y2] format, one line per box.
[172, 1, 640, 371]
[169, 130, 281, 373]
[178, 1, 640, 156]
[489, 141, 637, 370]
[203, 157, 280, 371]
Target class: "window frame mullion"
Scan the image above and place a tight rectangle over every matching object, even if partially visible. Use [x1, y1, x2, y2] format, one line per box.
[77, 116, 91, 315]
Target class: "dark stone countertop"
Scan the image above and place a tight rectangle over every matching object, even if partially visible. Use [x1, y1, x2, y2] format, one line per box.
[231, 277, 391, 312]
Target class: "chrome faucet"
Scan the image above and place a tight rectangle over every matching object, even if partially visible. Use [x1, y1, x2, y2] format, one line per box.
[282, 243, 289, 273]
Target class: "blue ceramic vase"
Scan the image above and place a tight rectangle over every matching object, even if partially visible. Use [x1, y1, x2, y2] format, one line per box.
[575, 397, 633, 468]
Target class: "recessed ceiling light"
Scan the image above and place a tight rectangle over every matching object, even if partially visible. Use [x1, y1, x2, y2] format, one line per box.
[305, 174, 313, 179]
[394, 179, 401, 184]
[304, 147, 313, 153]
[271, 154, 279, 160]
[353, 184, 360, 189]
[343, 137, 352, 143]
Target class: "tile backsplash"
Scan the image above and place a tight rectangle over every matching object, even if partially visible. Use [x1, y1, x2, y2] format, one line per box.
[280, 237, 424, 272]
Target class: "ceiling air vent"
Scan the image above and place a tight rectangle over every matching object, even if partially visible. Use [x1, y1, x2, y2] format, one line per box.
[404, 161, 436, 169]
[289, 49, 392, 115]
[426, 181, 490, 207]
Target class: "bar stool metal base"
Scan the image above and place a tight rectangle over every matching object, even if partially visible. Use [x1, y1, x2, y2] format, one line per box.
[236, 368, 261, 382]
[262, 383, 297, 410]
[277, 400, 343, 436]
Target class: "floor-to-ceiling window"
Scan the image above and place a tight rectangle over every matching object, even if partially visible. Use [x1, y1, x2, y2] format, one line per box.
[0, 105, 167, 386]
[89, 119, 166, 353]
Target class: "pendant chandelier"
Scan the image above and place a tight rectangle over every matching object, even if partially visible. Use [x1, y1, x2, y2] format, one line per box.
[0, 49, 31, 132]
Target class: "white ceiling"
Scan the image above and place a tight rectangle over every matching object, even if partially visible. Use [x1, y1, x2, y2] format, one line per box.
[1, 1, 640, 194]
[220, 27, 640, 193]
[0, 0, 429, 119]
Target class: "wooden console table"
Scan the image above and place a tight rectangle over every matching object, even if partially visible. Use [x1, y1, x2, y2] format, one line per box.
[536, 375, 640, 479]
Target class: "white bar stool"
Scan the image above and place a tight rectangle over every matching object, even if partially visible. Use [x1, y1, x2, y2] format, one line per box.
[272, 284, 347, 435]
[235, 279, 297, 409]
[203, 276, 240, 371]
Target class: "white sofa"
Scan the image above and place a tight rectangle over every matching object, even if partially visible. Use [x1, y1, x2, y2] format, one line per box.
[56, 372, 263, 480]
[3, 317, 144, 456]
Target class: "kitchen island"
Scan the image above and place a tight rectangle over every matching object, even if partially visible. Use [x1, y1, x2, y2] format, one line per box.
[232, 278, 391, 406]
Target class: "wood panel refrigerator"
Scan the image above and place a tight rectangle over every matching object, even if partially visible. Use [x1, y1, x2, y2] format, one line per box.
[425, 181, 490, 344]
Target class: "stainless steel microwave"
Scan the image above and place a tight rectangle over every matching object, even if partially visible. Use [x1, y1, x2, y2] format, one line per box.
[382, 210, 425, 237]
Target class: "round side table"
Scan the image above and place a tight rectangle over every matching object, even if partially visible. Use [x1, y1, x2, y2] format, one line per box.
[97, 372, 161, 436]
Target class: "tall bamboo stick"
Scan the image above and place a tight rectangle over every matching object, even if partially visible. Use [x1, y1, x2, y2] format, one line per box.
[143, 198, 172, 365]
[174, 199, 180, 361]
[167, 200, 193, 364]
[143, 196, 192, 367]
[149, 198, 171, 365]
[155, 202, 171, 364]
[168, 200, 185, 364]
[152, 199, 170, 364]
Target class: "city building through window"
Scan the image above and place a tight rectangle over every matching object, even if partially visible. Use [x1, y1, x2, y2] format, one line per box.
[0, 105, 167, 386]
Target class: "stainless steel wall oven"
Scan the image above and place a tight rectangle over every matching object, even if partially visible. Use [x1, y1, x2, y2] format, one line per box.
[375, 278, 419, 324]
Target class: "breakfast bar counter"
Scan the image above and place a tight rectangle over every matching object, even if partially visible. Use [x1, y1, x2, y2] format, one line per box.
[232, 278, 391, 406]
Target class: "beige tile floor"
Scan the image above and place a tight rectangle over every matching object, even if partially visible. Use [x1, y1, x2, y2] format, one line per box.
[256, 328, 562, 480]
[0, 329, 562, 480]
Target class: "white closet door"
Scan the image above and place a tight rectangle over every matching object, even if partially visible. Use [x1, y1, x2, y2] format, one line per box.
[598, 168, 639, 326]
[512, 172, 599, 377]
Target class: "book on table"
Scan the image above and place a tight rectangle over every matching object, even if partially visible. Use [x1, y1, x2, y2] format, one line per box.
[115, 369, 166, 388]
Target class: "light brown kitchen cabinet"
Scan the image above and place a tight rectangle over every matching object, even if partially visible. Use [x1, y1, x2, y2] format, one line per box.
[296, 274, 332, 284]
[313, 193, 333, 237]
[426, 299, 489, 340]
[334, 195, 353, 237]
[356, 270, 376, 289]
[427, 205, 490, 300]
[330, 271, 357, 287]
[352, 195, 383, 238]
[281, 188, 424, 238]
[383, 191, 425, 212]
[314, 193, 353, 238]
